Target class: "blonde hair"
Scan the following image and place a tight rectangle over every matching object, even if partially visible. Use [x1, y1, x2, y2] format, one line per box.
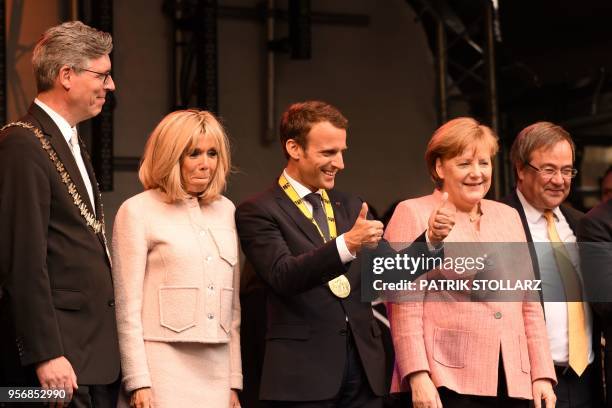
[139, 109, 231, 203]
[425, 117, 499, 188]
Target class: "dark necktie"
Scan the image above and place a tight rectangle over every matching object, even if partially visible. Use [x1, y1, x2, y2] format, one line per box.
[304, 192, 330, 241]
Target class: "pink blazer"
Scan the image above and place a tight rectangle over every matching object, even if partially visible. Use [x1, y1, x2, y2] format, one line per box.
[384, 190, 556, 399]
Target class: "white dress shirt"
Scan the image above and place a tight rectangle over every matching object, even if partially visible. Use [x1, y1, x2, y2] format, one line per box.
[516, 189, 594, 365]
[283, 170, 356, 264]
[35, 98, 96, 214]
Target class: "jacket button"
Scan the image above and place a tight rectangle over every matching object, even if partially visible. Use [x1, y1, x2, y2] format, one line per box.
[207, 313, 214, 320]
[494, 312, 502, 319]
[108, 300, 115, 307]
[339, 328, 347, 336]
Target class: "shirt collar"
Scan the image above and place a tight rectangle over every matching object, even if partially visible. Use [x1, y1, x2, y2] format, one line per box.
[34, 98, 76, 145]
[516, 188, 563, 223]
[283, 169, 323, 199]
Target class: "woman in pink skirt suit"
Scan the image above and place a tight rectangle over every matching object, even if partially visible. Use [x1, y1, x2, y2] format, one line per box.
[385, 117, 557, 408]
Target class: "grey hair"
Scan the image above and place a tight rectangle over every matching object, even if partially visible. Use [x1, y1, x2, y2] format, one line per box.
[510, 121, 575, 178]
[32, 21, 113, 92]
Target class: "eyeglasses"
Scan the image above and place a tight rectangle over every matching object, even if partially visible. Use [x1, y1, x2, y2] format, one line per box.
[79, 68, 112, 85]
[525, 162, 578, 179]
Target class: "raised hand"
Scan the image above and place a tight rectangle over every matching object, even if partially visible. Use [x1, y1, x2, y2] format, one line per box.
[344, 202, 384, 254]
[427, 192, 455, 245]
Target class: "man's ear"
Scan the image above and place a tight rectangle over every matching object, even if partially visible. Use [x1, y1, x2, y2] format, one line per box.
[286, 139, 302, 160]
[58, 65, 72, 90]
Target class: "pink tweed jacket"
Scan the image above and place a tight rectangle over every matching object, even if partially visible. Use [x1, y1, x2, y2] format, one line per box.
[384, 190, 556, 399]
[111, 189, 242, 392]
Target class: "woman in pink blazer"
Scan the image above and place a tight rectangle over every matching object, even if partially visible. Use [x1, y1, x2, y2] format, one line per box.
[112, 110, 242, 408]
[385, 118, 556, 407]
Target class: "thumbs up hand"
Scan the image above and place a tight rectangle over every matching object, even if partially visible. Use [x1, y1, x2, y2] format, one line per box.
[427, 192, 456, 245]
[345, 202, 384, 255]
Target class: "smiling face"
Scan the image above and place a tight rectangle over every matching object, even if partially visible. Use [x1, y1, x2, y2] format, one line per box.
[517, 140, 573, 211]
[68, 54, 115, 123]
[286, 121, 347, 191]
[436, 144, 492, 211]
[181, 133, 219, 196]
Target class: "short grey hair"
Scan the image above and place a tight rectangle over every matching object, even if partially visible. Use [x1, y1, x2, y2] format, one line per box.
[510, 121, 575, 177]
[32, 21, 113, 92]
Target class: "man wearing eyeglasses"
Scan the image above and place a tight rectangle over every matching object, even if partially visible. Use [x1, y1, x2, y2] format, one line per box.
[502, 122, 603, 408]
[0, 21, 119, 407]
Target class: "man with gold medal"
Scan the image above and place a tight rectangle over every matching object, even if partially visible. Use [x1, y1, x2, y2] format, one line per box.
[236, 101, 435, 407]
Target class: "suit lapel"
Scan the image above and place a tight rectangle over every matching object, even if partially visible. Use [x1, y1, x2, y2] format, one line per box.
[28, 104, 96, 216]
[273, 183, 325, 246]
[327, 190, 350, 234]
[79, 143, 103, 218]
[560, 205, 580, 233]
[508, 190, 535, 243]
[506, 190, 544, 304]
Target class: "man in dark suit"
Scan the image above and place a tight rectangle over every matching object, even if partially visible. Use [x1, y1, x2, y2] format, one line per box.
[0, 21, 119, 407]
[502, 122, 603, 408]
[236, 101, 440, 407]
[578, 199, 612, 407]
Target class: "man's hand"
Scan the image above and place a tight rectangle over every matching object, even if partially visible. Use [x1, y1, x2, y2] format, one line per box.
[409, 371, 442, 408]
[130, 387, 154, 408]
[344, 203, 384, 254]
[427, 192, 455, 245]
[532, 379, 556, 408]
[35, 356, 77, 408]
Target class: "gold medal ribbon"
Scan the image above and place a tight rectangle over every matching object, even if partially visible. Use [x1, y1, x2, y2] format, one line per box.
[278, 174, 350, 298]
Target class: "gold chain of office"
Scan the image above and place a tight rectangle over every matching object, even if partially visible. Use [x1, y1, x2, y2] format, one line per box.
[1, 121, 105, 235]
[278, 174, 351, 298]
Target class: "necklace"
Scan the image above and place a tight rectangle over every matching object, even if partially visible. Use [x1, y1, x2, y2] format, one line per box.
[469, 203, 482, 222]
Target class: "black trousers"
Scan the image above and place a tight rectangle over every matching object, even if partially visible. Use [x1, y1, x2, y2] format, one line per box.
[438, 358, 529, 408]
[395, 355, 529, 408]
[266, 326, 382, 408]
[551, 363, 596, 408]
[70, 380, 119, 408]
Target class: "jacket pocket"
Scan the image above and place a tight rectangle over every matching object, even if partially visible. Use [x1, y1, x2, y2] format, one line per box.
[209, 227, 238, 267]
[518, 335, 531, 373]
[433, 327, 470, 368]
[266, 324, 311, 340]
[52, 289, 85, 311]
[220, 287, 233, 333]
[159, 286, 198, 333]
